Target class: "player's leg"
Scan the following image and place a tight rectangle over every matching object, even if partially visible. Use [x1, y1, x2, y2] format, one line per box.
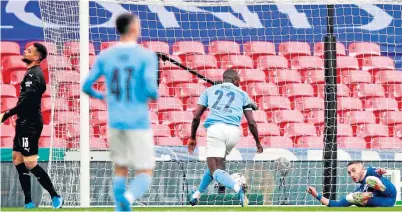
[366, 176, 397, 198]
[365, 195, 396, 207]
[190, 168, 213, 206]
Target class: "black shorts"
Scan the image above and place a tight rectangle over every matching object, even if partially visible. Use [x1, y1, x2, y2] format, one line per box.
[13, 123, 43, 156]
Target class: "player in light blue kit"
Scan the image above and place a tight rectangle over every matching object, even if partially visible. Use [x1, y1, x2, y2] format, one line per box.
[188, 69, 263, 207]
[82, 13, 158, 211]
[307, 161, 397, 207]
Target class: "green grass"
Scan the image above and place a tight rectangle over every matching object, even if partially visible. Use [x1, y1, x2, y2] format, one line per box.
[1, 206, 402, 212]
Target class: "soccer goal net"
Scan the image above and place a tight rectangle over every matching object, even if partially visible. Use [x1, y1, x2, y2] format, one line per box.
[37, 0, 402, 207]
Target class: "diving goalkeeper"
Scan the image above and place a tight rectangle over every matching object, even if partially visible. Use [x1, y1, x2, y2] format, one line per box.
[307, 161, 396, 207]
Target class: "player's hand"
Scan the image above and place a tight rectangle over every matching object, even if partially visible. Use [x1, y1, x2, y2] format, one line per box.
[306, 186, 318, 198]
[256, 142, 263, 154]
[188, 138, 197, 155]
[376, 168, 387, 175]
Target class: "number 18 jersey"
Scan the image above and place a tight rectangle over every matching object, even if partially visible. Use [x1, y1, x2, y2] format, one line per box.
[83, 43, 158, 130]
[198, 82, 252, 129]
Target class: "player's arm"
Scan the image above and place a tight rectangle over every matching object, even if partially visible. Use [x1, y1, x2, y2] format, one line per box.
[143, 53, 158, 100]
[242, 92, 263, 153]
[82, 56, 104, 100]
[375, 167, 387, 176]
[307, 186, 352, 207]
[188, 91, 207, 154]
[1, 73, 42, 123]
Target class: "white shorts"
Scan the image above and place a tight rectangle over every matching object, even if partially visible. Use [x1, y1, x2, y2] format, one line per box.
[108, 128, 155, 170]
[206, 124, 242, 158]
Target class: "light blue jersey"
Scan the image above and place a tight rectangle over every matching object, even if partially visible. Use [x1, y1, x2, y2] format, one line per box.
[198, 82, 252, 128]
[82, 43, 158, 130]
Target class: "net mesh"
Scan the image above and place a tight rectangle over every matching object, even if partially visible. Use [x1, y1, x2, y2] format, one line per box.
[36, 0, 402, 206]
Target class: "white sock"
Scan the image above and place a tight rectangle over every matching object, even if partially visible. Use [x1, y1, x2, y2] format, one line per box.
[192, 190, 201, 199]
[124, 191, 135, 205]
[233, 184, 241, 193]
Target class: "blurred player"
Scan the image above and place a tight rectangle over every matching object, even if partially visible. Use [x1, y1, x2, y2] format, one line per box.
[0, 43, 63, 209]
[187, 69, 263, 207]
[307, 161, 396, 207]
[82, 13, 158, 211]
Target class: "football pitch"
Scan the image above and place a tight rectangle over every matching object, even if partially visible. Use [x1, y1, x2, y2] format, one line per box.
[1, 206, 402, 212]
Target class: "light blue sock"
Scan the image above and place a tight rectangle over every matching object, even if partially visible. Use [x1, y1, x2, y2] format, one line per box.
[124, 173, 152, 204]
[198, 169, 213, 193]
[113, 176, 127, 198]
[212, 169, 240, 192]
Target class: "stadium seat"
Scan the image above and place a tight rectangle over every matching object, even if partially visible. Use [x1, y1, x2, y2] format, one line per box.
[386, 84, 402, 104]
[301, 69, 325, 84]
[256, 55, 289, 72]
[183, 97, 199, 112]
[0, 73, 2, 83]
[294, 136, 324, 148]
[63, 42, 95, 56]
[41, 125, 52, 138]
[100, 41, 118, 51]
[172, 41, 205, 61]
[149, 97, 183, 113]
[159, 55, 182, 71]
[243, 82, 279, 102]
[160, 69, 195, 86]
[339, 70, 372, 86]
[161, 111, 193, 128]
[42, 98, 69, 124]
[41, 55, 72, 74]
[314, 42, 346, 58]
[351, 83, 385, 99]
[370, 137, 402, 149]
[9, 71, 25, 96]
[1, 42, 20, 57]
[174, 123, 206, 140]
[293, 97, 324, 112]
[220, 55, 254, 69]
[291, 56, 324, 73]
[280, 83, 314, 100]
[1, 137, 14, 148]
[58, 83, 80, 99]
[90, 137, 109, 150]
[174, 83, 206, 100]
[364, 97, 398, 116]
[391, 124, 402, 139]
[361, 56, 395, 75]
[278, 42, 311, 60]
[283, 123, 317, 141]
[337, 137, 367, 149]
[25, 41, 58, 55]
[315, 84, 350, 99]
[305, 110, 324, 127]
[140, 41, 170, 55]
[184, 55, 218, 70]
[258, 96, 291, 112]
[374, 71, 402, 85]
[91, 111, 107, 135]
[198, 69, 224, 84]
[255, 123, 281, 137]
[158, 84, 170, 97]
[43, 85, 51, 98]
[356, 124, 389, 143]
[337, 97, 363, 114]
[90, 99, 107, 111]
[348, 42, 381, 58]
[271, 110, 304, 129]
[238, 69, 266, 86]
[1, 125, 15, 138]
[379, 111, 402, 126]
[152, 124, 172, 137]
[155, 137, 183, 146]
[208, 41, 240, 58]
[1, 55, 25, 83]
[57, 71, 80, 84]
[233, 137, 254, 148]
[1, 97, 17, 113]
[261, 136, 293, 148]
[241, 110, 268, 130]
[243, 41, 275, 61]
[337, 56, 359, 71]
[340, 111, 376, 126]
[267, 69, 302, 85]
[337, 124, 354, 137]
[0, 84, 17, 98]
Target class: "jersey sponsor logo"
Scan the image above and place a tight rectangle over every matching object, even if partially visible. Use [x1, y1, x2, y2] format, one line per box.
[25, 81, 32, 87]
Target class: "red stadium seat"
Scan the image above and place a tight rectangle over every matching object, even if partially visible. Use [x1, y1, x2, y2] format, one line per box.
[208, 41, 240, 57]
[1, 137, 14, 148]
[271, 110, 304, 128]
[315, 84, 350, 98]
[63, 42, 95, 56]
[370, 137, 402, 149]
[337, 137, 367, 149]
[361, 56, 395, 75]
[42, 98, 69, 124]
[0, 73, 2, 83]
[379, 111, 402, 126]
[314, 42, 346, 58]
[1, 125, 15, 138]
[155, 137, 183, 146]
[356, 124, 389, 143]
[41, 125, 52, 138]
[160, 69, 195, 86]
[0, 84, 17, 98]
[172, 41, 205, 60]
[291, 56, 324, 72]
[392, 124, 402, 139]
[198, 69, 224, 84]
[1, 56, 25, 83]
[339, 70, 372, 86]
[1, 97, 17, 113]
[59, 84, 80, 99]
[174, 123, 206, 141]
[375, 71, 402, 85]
[267, 69, 302, 85]
[255, 123, 281, 137]
[294, 97, 324, 112]
[159, 55, 182, 71]
[294, 136, 323, 148]
[337, 56, 359, 71]
[340, 111, 376, 126]
[141, 41, 169, 54]
[185, 55, 218, 70]
[149, 97, 183, 113]
[91, 111, 107, 135]
[26, 41, 58, 55]
[305, 110, 324, 126]
[158, 84, 170, 97]
[174, 83, 206, 100]
[41, 55, 72, 74]
[364, 97, 398, 115]
[337, 97, 363, 114]
[90, 137, 109, 150]
[278, 42, 311, 60]
[283, 123, 317, 141]
[241, 110, 268, 129]
[280, 83, 314, 100]
[261, 136, 293, 148]
[238, 69, 266, 86]
[243, 41, 275, 61]
[337, 124, 354, 137]
[161, 111, 193, 128]
[256, 55, 289, 71]
[90, 99, 107, 111]
[235, 137, 255, 148]
[351, 83, 385, 99]
[301, 69, 325, 84]
[348, 42, 381, 58]
[258, 96, 291, 112]
[9, 71, 25, 96]
[220, 55, 254, 69]
[152, 124, 172, 137]
[43, 85, 51, 98]
[57, 72, 80, 84]
[183, 97, 199, 112]
[1, 42, 20, 57]
[243, 82, 279, 102]
[149, 112, 159, 124]
[100, 41, 118, 51]
[386, 84, 402, 103]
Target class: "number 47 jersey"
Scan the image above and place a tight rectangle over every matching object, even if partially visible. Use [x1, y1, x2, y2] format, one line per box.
[198, 82, 252, 129]
[82, 43, 159, 130]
